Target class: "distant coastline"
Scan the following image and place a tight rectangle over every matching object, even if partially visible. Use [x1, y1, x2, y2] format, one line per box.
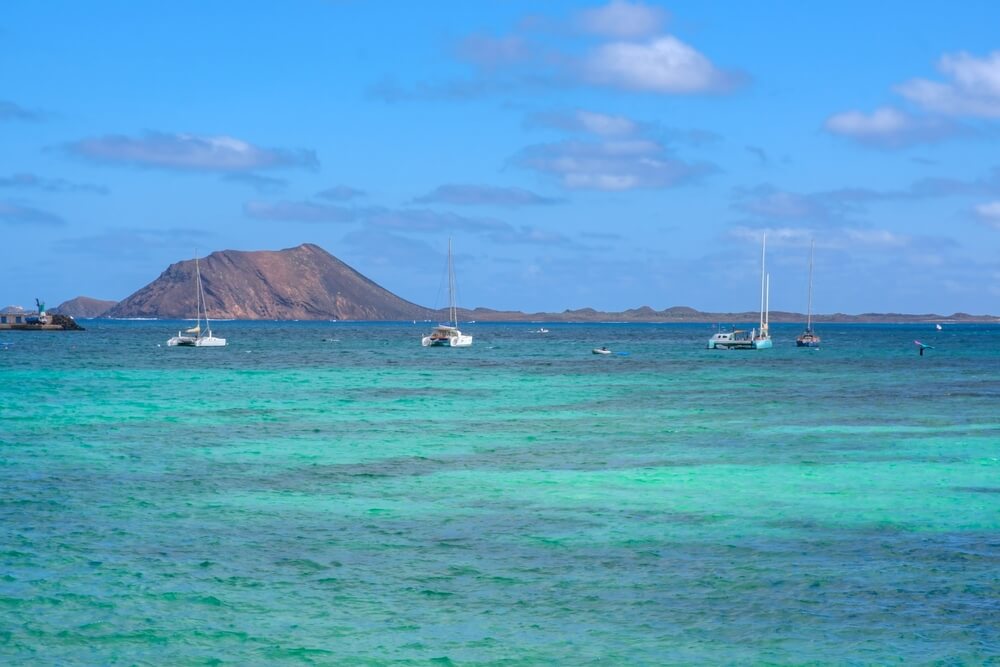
[84, 307, 998, 324]
[50, 244, 999, 325]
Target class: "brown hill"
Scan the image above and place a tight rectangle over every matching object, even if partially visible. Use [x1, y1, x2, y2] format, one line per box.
[106, 243, 433, 320]
[52, 296, 117, 318]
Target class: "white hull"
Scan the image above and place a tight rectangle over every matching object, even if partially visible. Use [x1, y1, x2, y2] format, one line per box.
[168, 332, 226, 347]
[422, 331, 473, 347]
[421, 239, 472, 348]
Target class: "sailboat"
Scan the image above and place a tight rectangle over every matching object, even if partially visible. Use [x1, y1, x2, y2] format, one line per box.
[421, 238, 473, 347]
[167, 255, 227, 347]
[796, 240, 820, 347]
[707, 233, 772, 350]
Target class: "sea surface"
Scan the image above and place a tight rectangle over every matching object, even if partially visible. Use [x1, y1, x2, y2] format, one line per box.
[1, 320, 998, 665]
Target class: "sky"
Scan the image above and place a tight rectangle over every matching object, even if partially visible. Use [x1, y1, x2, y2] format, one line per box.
[3, 0, 1000, 315]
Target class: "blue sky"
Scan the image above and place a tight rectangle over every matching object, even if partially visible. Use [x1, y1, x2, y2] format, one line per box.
[3, 0, 1000, 314]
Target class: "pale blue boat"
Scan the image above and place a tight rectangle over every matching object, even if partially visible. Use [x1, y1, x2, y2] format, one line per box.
[708, 234, 772, 350]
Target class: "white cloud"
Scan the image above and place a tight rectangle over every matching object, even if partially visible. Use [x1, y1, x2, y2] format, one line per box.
[513, 138, 714, 191]
[823, 106, 957, 148]
[576, 110, 638, 136]
[583, 36, 738, 93]
[896, 51, 1000, 117]
[974, 201, 1000, 228]
[575, 1, 668, 39]
[67, 132, 318, 172]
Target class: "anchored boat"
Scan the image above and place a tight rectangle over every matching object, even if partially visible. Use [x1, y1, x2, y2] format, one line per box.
[422, 238, 472, 348]
[796, 240, 821, 348]
[708, 233, 772, 350]
[167, 255, 227, 347]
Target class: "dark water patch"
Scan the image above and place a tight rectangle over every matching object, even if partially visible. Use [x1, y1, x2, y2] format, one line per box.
[955, 486, 1000, 494]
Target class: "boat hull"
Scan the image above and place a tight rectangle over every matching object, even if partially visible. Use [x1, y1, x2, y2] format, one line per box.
[422, 333, 472, 347]
[168, 333, 227, 347]
[707, 335, 772, 350]
[796, 332, 821, 347]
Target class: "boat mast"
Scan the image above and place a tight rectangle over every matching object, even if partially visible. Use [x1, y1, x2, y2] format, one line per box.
[806, 239, 814, 332]
[765, 273, 770, 334]
[202, 256, 212, 334]
[759, 233, 767, 335]
[195, 255, 203, 332]
[448, 237, 457, 328]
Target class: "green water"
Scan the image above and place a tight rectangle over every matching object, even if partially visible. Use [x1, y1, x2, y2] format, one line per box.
[1, 321, 998, 664]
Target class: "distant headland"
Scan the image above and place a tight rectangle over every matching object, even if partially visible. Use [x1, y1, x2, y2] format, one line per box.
[51, 243, 998, 324]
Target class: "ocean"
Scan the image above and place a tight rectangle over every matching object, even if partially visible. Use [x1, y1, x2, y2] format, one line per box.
[1, 320, 998, 665]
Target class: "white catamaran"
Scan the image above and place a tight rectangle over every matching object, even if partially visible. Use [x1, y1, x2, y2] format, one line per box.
[167, 255, 227, 347]
[421, 238, 472, 348]
[708, 233, 772, 350]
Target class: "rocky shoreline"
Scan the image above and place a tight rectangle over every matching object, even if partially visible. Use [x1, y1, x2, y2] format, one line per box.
[0, 314, 85, 331]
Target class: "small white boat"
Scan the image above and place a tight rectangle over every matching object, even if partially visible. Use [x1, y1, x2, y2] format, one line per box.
[422, 238, 472, 348]
[592, 346, 612, 355]
[167, 255, 227, 347]
[535, 328, 550, 334]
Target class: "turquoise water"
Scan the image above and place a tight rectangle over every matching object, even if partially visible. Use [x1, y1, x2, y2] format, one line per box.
[1, 321, 998, 665]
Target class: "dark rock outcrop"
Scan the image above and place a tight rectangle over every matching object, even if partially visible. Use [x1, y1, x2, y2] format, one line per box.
[106, 243, 434, 320]
[50, 314, 84, 330]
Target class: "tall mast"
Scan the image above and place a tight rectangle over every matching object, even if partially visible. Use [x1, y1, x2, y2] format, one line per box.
[765, 273, 770, 330]
[195, 254, 203, 330]
[806, 239, 814, 331]
[448, 237, 457, 328]
[759, 233, 767, 333]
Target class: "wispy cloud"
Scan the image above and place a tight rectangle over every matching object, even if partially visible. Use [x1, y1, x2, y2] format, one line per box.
[734, 172, 1000, 225]
[513, 138, 714, 191]
[582, 36, 742, 94]
[414, 184, 561, 206]
[825, 50, 1000, 149]
[574, 0, 668, 39]
[0, 173, 108, 195]
[745, 145, 768, 165]
[0, 100, 42, 122]
[374, 2, 740, 100]
[823, 107, 959, 149]
[66, 131, 318, 172]
[974, 201, 1000, 228]
[366, 207, 508, 233]
[244, 200, 357, 223]
[454, 34, 535, 69]
[221, 172, 287, 193]
[729, 224, 911, 249]
[896, 50, 1000, 117]
[525, 109, 640, 137]
[51, 227, 207, 259]
[363, 207, 576, 247]
[0, 201, 65, 226]
[316, 185, 365, 201]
